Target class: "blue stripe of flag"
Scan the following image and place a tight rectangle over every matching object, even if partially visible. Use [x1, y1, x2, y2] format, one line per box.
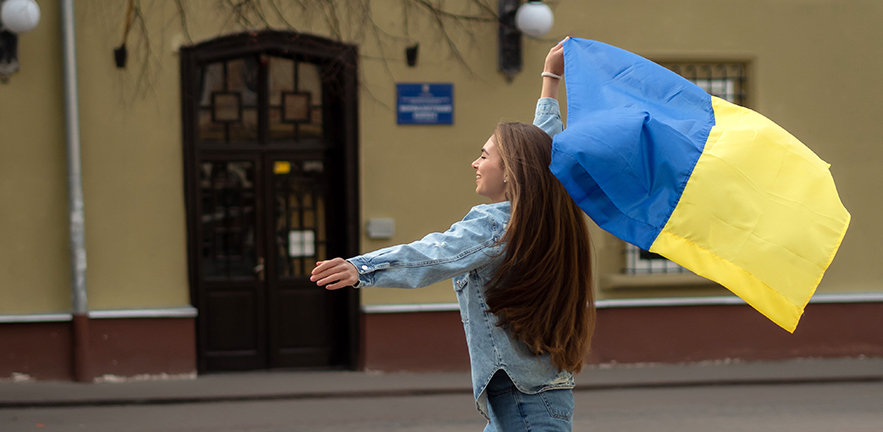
[550, 38, 715, 250]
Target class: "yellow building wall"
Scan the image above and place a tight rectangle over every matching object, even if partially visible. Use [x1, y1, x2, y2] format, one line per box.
[72, 4, 191, 310]
[0, 0, 879, 314]
[0, 4, 69, 314]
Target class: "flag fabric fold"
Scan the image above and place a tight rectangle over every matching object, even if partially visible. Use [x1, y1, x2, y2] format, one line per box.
[550, 38, 850, 332]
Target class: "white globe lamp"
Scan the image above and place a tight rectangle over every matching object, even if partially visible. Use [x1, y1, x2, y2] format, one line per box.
[1, 0, 41, 34]
[515, 1, 554, 38]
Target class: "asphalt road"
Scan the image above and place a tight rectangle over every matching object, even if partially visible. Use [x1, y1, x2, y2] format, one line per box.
[1, 381, 881, 432]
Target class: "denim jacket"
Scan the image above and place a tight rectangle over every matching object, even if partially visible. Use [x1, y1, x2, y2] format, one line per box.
[534, 97, 564, 137]
[348, 202, 573, 419]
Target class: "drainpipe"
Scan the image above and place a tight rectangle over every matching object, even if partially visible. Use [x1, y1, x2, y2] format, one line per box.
[60, 0, 91, 382]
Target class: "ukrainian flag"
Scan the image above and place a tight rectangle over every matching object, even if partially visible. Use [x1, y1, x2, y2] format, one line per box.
[550, 38, 850, 332]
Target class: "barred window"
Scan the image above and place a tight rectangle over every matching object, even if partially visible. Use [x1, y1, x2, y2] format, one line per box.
[666, 62, 748, 105]
[623, 61, 748, 275]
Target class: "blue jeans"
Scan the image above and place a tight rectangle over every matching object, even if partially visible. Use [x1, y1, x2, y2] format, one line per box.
[483, 370, 574, 432]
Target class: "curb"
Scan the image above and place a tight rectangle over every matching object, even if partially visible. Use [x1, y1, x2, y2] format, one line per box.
[2, 373, 880, 409]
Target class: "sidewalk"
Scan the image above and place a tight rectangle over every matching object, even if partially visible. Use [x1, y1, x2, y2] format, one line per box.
[1, 357, 880, 408]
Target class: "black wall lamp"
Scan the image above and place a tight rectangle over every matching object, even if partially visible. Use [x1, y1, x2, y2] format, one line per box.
[498, 0, 554, 81]
[406, 43, 419, 67]
[0, 0, 40, 82]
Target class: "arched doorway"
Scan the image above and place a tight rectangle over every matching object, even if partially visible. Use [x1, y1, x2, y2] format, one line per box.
[180, 31, 360, 372]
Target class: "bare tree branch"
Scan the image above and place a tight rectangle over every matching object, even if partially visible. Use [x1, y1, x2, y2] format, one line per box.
[122, 0, 501, 103]
[409, 0, 496, 23]
[174, 0, 194, 44]
[267, 0, 299, 31]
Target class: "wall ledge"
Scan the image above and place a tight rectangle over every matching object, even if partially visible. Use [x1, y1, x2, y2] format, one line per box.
[0, 307, 198, 323]
[361, 292, 883, 314]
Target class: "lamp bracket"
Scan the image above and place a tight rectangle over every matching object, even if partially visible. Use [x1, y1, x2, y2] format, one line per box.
[498, 0, 522, 81]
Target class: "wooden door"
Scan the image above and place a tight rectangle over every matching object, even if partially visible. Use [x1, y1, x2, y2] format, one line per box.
[265, 153, 343, 368]
[180, 32, 360, 372]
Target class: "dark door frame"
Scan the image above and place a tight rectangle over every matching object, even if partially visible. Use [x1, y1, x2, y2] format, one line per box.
[179, 30, 360, 371]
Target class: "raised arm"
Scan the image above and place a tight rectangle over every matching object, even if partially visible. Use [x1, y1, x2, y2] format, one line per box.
[534, 38, 567, 137]
[541, 38, 566, 100]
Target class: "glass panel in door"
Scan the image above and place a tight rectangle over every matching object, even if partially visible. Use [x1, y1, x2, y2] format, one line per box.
[198, 58, 260, 143]
[199, 161, 258, 279]
[274, 158, 327, 277]
[268, 57, 324, 141]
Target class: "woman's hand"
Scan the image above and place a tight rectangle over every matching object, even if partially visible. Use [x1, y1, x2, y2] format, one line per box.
[311, 258, 359, 290]
[540, 37, 568, 99]
[544, 37, 567, 77]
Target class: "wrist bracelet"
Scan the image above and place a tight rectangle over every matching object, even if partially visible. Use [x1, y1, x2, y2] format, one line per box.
[542, 71, 562, 80]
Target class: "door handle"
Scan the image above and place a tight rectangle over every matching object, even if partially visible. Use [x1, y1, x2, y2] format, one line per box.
[254, 257, 265, 281]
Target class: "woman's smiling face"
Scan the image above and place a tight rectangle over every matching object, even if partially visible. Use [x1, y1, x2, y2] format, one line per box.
[472, 136, 507, 203]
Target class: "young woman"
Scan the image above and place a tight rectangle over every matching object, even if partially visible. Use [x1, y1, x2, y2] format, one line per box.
[311, 42, 590, 432]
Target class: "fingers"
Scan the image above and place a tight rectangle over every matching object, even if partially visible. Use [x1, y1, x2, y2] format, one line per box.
[310, 259, 342, 283]
[549, 36, 568, 53]
[324, 278, 352, 290]
[544, 37, 567, 76]
[311, 258, 358, 290]
[311, 259, 337, 275]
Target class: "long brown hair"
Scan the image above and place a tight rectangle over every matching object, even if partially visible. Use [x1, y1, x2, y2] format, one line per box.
[486, 122, 595, 373]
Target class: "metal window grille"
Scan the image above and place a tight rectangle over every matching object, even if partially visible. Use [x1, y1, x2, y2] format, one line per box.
[623, 61, 748, 275]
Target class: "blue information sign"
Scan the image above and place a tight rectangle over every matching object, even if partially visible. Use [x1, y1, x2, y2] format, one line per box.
[397, 83, 453, 125]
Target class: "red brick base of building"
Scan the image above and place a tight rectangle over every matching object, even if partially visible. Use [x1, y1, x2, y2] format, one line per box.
[363, 302, 883, 371]
[0, 317, 196, 381]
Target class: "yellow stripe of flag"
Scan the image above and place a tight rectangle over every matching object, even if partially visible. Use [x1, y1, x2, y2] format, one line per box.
[650, 97, 851, 332]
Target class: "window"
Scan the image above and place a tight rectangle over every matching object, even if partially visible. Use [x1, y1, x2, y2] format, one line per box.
[665, 62, 747, 105]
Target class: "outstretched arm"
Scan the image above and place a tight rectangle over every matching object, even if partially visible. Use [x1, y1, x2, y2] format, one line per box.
[310, 205, 507, 291]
